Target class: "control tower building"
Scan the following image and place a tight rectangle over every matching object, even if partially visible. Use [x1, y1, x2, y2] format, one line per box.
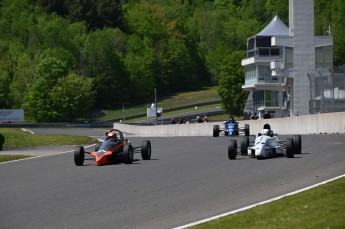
[242, 0, 334, 118]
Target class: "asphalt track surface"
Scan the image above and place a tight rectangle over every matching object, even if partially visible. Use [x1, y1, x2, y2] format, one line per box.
[1, 129, 345, 229]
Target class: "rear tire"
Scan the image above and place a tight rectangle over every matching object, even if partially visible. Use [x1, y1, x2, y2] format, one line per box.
[286, 138, 294, 158]
[294, 135, 302, 154]
[241, 136, 249, 155]
[141, 140, 151, 160]
[74, 146, 85, 166]
[213, 125, 220, 137]
[123, 144, 133, 164]
[228, 140, 237, 160]
[244, 124, 250, 136]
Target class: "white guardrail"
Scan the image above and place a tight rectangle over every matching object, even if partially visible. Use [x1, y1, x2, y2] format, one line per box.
[113, 111, 345, 137]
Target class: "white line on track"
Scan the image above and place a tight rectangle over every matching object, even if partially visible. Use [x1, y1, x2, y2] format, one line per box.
[0, 144, 96, 165]
[173, 173, 345, 229]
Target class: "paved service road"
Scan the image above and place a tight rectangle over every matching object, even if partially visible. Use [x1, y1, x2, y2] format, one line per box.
[1, 130, 345, 229]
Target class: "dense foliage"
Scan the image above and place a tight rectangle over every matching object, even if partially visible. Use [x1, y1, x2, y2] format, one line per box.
[0, 0, 344, 121]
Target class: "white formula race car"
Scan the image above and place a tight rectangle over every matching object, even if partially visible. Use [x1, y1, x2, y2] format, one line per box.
[227, 124, 302, 160]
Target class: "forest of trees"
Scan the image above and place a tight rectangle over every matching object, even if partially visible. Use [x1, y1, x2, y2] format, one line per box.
[0, 0, 344, 121]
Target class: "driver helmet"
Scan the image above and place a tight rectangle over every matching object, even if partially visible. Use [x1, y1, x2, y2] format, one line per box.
[261, 129, 270, 136]
[107, 131, 117, 141]
[229, 115, 235, 122]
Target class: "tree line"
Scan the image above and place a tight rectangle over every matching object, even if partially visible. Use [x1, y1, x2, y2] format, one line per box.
[0, 0, 344, 121]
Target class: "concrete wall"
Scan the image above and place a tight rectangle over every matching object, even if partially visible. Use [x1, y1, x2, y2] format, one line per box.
[113, 111, 345, 137]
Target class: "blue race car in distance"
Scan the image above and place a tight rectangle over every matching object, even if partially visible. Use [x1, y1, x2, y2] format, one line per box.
[213, 117, 250, 137]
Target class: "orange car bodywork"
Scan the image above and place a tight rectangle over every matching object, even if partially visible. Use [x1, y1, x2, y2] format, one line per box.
[91, 140, 128, 166]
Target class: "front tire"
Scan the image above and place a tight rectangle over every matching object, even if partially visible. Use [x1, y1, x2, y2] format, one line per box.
[228, 140, 237, 160]
[213, 125, 220, 137]
[294, 135, 302, 154]
[244, 124, 250, 136]
[123, 144, 133, 164]
[141, 140, 151, 160]
[74, 146, 85, 166]
[241, 136, 249, 155]
[286, 138, 294, 158]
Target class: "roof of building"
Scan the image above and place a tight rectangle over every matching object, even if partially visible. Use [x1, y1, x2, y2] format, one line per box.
[257, 15, 289, 36]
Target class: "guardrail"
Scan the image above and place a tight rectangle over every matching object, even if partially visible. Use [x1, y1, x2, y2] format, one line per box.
[113, 111, 345, 136]
[1, 111, 344, 137]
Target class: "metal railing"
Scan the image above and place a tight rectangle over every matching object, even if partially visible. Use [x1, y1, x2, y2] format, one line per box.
[247, 47, 281, 58]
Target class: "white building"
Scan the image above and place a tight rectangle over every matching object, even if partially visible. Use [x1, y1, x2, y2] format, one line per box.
[241, 0, 342, 118]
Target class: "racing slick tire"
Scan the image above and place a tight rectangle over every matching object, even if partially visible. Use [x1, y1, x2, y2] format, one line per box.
[241, 136, 249, 155]
[286, 138, 294, 158]
[123, 144, 134, 164]
[244, 124, 250, 136]
[213, 125, 220, 137]
[228, 140, 237, 160]
[95, 142, 101, 152]
[141, 140, 151, 160]
[294, 135, 302, 154]
[74, 146, 85, 166]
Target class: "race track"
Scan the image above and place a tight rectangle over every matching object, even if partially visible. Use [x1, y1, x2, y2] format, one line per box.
[1, 131, 345, 229]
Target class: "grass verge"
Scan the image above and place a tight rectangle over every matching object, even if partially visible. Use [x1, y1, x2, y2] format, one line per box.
[192, 177, 345, 229]
[0, 128, 95, 148]
[0, 155, 32, 163]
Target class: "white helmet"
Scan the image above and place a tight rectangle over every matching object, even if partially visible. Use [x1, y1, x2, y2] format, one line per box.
[261, 129, 270, 136]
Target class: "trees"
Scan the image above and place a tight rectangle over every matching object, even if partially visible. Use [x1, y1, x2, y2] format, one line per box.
[36, 0, 124, 30]
[24, 57, 68, 121]
[124, 35, 157, 100]
[314, 0, 345, 66]
[0, 72, 12, 109]
[80, 28, 129, 109]
[124, 1, 199, 94]
[217, 51, 247, 116]
[0, 0, 343, 121]
[48, 73, 94, 121]
[24, 57, 94, 121]
[330, 0, 345, 66]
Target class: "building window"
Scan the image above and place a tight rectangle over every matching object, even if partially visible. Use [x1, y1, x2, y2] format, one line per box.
[284, 47, 293, 69]
[245, 65, 257, 85]
[253, 90, 279, 109]
[265, 90, 279, 107]
[258, 65, 278, 82]
[315, 45, 332, 69]
[270, 48, 280, 56]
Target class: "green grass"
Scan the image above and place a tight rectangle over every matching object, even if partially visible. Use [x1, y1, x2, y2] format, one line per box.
[0, 128, 96, 148]
[87, 86, 221, 122]
[0, 155, 32, 163]
[192, 177, 345, 229]
[0, 128, 96, 162]
[158, 87, 220, 107]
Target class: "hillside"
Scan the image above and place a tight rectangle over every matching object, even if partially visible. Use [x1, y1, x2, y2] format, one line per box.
[0, 0, 344, 122]
[86, 86, 229, 123]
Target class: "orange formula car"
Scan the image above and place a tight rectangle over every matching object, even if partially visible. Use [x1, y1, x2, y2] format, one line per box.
[74, 129, 151, 166]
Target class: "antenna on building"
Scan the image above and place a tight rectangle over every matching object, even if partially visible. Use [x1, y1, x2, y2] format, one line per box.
[327, 24, 331, 36]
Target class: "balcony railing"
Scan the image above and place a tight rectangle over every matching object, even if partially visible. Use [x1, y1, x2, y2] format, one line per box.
[245, 100, 279, 109]
[245, 76, 281, 86]
[247, 47, 281, 58]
